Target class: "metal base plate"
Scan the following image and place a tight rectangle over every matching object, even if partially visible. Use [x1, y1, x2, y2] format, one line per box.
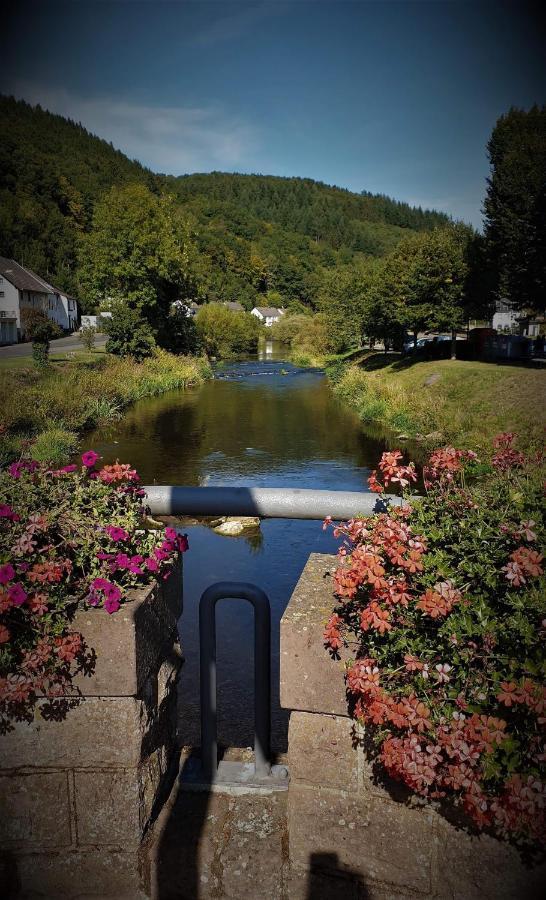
[179, 758, 290, 795]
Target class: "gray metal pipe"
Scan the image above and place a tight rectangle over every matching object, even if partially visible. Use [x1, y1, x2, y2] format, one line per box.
[143, 485, 400, 520]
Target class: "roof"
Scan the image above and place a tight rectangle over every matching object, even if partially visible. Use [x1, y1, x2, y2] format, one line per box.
[253, 306, 282, 317]
[0, 257, 52, 294]
[223, 301, 244, 312]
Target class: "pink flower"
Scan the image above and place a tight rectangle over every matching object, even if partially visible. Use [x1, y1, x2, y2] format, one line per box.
[145, 557, 159, 572]
[8, 583, 27, 606]
[0, 563, 15, 585]
[0, 504, 19, 521]
[81, 450, 100, 468]
[105, 525, 129, 542]
[104, 596, 121, 614]
[177, 533, 189, 553]
[8, 460, 39, 479]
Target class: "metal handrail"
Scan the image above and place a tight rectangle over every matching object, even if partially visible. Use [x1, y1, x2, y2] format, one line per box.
[144, 485, 400, 520]
[199, 582, 271, 781]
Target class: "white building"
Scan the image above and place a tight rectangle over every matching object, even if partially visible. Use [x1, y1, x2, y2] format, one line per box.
[491, 299, 520, 333]
[0, 257, 78, 344]
[251, 306, 285, 327]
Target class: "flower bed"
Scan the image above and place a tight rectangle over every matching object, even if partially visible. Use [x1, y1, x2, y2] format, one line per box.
[324, 435, 545, 844]
[0, 451, 188, 732]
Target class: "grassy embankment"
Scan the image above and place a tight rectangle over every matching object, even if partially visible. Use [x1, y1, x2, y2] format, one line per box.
[0, 348, 211, 464]
[329, 353, 546, 451]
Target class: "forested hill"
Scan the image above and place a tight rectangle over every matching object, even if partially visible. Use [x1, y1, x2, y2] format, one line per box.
[168, 172, 449, 251]
[0, 95, 155, 292]
[0, 94, 450, 308]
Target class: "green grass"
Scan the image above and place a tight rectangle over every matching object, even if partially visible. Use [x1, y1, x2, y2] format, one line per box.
[331, 355, 546, 451]
[0, 349, 211, 464]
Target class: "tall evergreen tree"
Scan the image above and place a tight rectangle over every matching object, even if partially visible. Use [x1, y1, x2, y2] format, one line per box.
[484, 106, 546, 312]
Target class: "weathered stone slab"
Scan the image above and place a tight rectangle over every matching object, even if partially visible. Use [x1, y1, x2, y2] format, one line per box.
[434, 818, 546, 900]
[11, 849, 148, 899]
[288, 711, 359, 791]
[75, 770, 142, 847]
[0, 772, 72, 849]
[1, 697, 157, 769]
[72, 559, 182, 696]
[288, 785, 434, 895]
[280, 553, 349, 716]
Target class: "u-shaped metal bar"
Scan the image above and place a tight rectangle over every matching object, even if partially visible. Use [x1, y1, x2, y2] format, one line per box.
[199, 582, 271, 782]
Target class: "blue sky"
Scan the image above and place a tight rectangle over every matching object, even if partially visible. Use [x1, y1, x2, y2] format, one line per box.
[3, 1, 545, 228]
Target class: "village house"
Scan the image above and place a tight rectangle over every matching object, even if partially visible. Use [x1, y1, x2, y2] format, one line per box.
[251, 305, 285, 326]
[223, 301, 244, 312]
[0, 256, 78, 344]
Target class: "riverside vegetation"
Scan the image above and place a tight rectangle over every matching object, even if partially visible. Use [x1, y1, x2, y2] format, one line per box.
[0, 350, 211, 465]
[328, 354, 546, 451]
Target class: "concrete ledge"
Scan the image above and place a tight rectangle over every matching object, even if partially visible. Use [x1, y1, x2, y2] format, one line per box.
[280, 552, 348, 716]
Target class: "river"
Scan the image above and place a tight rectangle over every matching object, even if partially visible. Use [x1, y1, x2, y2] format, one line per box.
[89, 342, 391, 752]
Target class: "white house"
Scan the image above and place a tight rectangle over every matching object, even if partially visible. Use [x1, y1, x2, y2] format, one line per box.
[0, 257, 78, 344]
[251, 306, 285, 327]
[491, 299, 520, 333]
[171, 300, 200, 317]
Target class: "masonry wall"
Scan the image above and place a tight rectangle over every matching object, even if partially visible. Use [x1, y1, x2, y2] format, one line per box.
[280, 554, 545, 900]
[0, 562, 183, 899]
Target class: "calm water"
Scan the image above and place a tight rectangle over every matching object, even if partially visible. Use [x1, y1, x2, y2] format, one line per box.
[89, 342, 390, 751]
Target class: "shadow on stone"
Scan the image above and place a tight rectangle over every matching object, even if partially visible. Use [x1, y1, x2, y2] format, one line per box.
[306, 852, 368, 899]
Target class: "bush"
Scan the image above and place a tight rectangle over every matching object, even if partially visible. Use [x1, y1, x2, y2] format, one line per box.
[324, 436, 545, 844]
[156, 310, 201, 355]
[78, 325, 97, 351]
[195, 304, 259, 358]
[0, 452, 189, 731]
[20, 309, 63, 368]
[31, 428, 78, 465]
[104, 304, 156, 359]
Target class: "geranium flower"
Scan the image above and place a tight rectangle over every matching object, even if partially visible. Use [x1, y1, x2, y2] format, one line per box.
[0, 624, 10, 643]
[435, 663, 452, 684]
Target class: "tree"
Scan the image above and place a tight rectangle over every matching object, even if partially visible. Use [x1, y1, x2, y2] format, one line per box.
[20, 308, 62, 367]
[484, 106, 546, 312]
[78, 183, 198, 331]
[104, 304, 156, 360]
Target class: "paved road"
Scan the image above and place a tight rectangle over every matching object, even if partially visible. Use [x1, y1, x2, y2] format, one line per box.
[0, 333, 107, 358]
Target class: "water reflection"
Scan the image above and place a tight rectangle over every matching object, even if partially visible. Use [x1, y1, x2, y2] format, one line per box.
[89, 347, 389, 750]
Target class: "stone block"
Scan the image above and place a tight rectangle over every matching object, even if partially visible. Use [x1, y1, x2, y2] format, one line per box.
[1, 697, 156, 769]
[9, 849, 148, 898]
[288, 785, 434, 895]
[0, 773, 72, 849]
[75, 770, 141, 847]
[280, 553, 349, 716]
[434, 818, 546, 900]
[72, 559, 182, 697]
[288, 711, 359, 791]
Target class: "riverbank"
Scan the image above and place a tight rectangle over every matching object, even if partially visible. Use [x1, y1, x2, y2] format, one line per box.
[0, 349, 211, 464]
[329, 354, 546, 450]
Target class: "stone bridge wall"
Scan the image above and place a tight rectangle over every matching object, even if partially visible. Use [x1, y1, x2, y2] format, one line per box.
[0, 562, 183, 899]
[280, 553, 545, 900]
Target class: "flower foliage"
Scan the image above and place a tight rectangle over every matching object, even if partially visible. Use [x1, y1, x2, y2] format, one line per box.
[0, 452, 188, 731]
[324, 435, 545, 844]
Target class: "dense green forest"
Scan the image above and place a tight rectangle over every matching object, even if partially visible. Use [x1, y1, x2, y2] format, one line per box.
[0, 94, 449, 312]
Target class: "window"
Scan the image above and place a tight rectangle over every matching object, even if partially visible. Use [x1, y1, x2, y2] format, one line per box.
[0, 291, 4, 297]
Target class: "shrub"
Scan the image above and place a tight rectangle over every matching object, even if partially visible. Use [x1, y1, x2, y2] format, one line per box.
[78, 325, 97, 351]
[31, 428, 79, 465]
[324, 435, 545, 844]
[195, 304, 259, 358]
[104, 304, 156, 359]
[0, 452, 189, 731]
[20, 309, 63, 368]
